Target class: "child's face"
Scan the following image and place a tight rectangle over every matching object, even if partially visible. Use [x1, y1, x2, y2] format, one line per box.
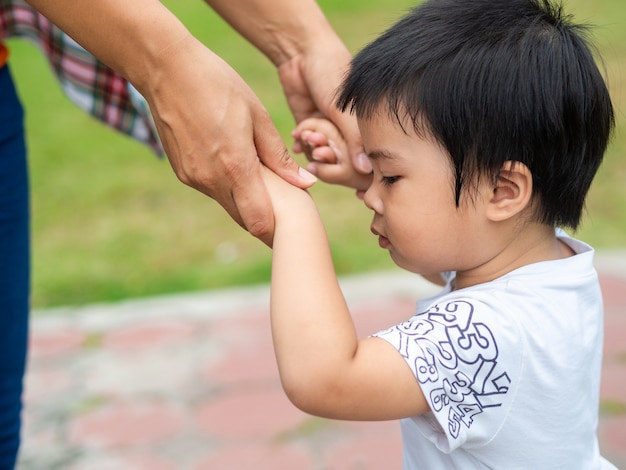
[360, 112, 490, 277]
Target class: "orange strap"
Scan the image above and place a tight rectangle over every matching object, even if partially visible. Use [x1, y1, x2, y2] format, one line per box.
[0, 43, 8, 68]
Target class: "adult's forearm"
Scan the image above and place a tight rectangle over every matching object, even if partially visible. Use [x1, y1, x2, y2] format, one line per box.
[204, 0, 337, 66]
[24, 0, 191, 89]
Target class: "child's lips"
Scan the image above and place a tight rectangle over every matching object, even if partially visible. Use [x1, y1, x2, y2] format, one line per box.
[378, 234, 391, 249]
[371, 226, 391, 249]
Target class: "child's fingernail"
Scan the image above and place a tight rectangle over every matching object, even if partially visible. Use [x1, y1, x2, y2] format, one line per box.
[356, 153, 372, 173]
[299, 166, 318, 183]
[329, 141, 341, 158]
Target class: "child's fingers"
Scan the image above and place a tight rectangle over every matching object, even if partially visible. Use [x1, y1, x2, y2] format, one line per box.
[300, 129, 329, 147]
[307, 160, 373, 191]
[295, 129, 337, 163]
[311, 146, 337, 163]
[293, 116, 347, 167]
[293, 117, 333, 137]
[292, 139, 304, 154]
[298, 142, 337, 164]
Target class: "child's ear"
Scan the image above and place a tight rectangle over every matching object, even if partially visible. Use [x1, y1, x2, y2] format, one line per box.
[486, 161, 533, 222]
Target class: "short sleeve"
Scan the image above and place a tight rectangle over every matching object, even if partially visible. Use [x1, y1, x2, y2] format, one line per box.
[374, 297, 522, 452]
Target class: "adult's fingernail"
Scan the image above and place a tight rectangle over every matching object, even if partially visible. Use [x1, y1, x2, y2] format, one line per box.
[356, 153, 372, 173]
[299, 166, 318, 183]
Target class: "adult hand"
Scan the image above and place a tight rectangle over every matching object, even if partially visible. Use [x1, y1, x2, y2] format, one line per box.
[141, 35, 317, 245]
[205, 0, 372, 187]
[23, 0, 317, 246]
[278, 33, 373, 181]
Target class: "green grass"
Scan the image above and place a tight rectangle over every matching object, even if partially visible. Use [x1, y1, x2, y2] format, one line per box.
[5, 0, 626, 309]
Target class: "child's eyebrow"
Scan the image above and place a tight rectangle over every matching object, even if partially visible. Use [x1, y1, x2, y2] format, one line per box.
[366, 150, 396, 161]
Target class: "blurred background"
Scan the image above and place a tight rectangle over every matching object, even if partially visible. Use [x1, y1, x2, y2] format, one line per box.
[5, 0, 625, 310]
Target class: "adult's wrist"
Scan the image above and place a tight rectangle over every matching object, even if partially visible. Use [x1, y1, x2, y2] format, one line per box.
[128, 29, 197, 99]
[267, 18, 339, 68]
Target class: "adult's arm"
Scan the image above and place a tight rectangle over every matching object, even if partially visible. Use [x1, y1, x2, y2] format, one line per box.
[206, 0, 371, 176]
[24, 0, 316, 245]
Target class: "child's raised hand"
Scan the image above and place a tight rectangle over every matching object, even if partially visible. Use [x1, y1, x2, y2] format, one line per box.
[293, 118, 372, 193]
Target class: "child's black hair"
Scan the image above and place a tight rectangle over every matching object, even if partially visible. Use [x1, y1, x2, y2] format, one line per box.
[337, 0, 614, 229]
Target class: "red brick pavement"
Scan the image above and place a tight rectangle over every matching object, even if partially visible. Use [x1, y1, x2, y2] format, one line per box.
[19, 260, 626, 469]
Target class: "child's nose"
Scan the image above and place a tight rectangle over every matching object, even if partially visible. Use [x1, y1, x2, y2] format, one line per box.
[363, 186, 382, 214]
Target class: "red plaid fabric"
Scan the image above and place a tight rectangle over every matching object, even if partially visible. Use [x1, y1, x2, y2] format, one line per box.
[0, 0, 163, 156]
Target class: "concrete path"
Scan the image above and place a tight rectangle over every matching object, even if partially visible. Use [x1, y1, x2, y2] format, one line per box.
[18, 252, 626, 469]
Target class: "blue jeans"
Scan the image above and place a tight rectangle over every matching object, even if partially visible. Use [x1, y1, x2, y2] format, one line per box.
[0, 63, 30, 470]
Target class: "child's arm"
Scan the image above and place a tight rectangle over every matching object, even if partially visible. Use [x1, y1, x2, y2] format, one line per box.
[262, 167, 429, 421]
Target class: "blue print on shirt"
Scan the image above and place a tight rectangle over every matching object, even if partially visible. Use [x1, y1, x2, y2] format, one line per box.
[396, 300, 511, 439]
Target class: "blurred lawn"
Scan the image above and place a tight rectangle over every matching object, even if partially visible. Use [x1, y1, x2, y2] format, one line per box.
[5, 0, 625, 309]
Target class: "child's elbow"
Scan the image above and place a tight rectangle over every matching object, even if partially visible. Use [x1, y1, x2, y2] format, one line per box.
[279, 372, 347, 418]
[280, 376, 324, 415]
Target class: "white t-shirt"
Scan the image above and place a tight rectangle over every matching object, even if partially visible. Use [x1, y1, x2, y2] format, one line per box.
[374, 231, 617, 469]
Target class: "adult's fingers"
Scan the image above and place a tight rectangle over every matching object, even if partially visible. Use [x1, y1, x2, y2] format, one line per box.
[253, 109, 317, 190]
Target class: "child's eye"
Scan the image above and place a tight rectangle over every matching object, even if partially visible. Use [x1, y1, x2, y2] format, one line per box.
[381, 175, 400, 186]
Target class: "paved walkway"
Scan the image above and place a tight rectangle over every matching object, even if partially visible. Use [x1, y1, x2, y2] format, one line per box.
[18, 251, 626, 469]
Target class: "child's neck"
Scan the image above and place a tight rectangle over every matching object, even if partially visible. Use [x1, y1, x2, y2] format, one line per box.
[454, 224, 573, 290]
